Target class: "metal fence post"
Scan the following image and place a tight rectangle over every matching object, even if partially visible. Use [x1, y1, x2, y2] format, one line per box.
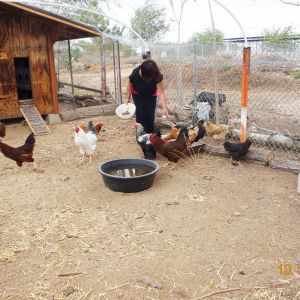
[192, 38, 198, 111]
[176, 44, 183, 108]
[240, 46, 251, 143]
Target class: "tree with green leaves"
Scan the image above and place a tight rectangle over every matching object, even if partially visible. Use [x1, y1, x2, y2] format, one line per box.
[48, 0, 108, 29]
[49, 0, 129, 69]
[262, 25, 299, 53]
[263, 25, 298, 43]
[43, 0, 126, 36]
[130, 0, 169, 42]
[188, 28, 224, 44]
[187, 28, 224, 56]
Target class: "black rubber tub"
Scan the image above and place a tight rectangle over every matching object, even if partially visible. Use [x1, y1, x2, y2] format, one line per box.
[98, 158, 160, 193]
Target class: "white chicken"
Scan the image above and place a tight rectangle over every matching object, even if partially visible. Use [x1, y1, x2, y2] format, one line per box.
[74, 123, 97, 162]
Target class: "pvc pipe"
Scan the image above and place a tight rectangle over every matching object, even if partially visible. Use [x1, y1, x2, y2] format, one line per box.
[209, 0, 250, 141]
[212, 0, 248, 47]
[208, 0, 220, 123]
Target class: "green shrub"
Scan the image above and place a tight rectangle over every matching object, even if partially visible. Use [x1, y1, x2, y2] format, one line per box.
[293, 71, 300, 80]
[222, 63, 232, 72]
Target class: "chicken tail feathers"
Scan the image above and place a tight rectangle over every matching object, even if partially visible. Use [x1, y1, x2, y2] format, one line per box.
[223, 141, 238, 152]
[87, 121, 96, 134]
[194, 126, 206, 143]
[153, 127, 162, 137]
[25, 133, 35, 145]
[179, 126, 189, 138]
[135, 123, 145, 141]
[94, 123, 104, 135]
[223, 141, 231, 150]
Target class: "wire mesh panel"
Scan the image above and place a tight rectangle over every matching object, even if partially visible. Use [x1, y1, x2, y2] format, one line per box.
[148, 41, 300, 159]
[150, 42, 243, 126]
[54, 38, 300, 160]
[54, 39, 102, 95]
[246, 43, 300, 159]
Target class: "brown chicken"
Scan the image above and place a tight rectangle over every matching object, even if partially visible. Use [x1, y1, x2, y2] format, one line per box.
[205, 121, 233, 141]
[0, 122, 5, 140]
[162, 127, 180, 141]
[162, 121, 206, 145]
[0, 133, 35, 167]
[149, 127, 189, 163]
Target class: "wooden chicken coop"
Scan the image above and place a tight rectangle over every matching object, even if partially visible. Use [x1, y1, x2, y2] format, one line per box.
[0, 1, 100, 134]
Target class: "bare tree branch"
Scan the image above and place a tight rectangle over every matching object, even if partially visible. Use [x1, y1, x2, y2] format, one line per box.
[280, 0, 300, 5]
[169, 0, 189, 44]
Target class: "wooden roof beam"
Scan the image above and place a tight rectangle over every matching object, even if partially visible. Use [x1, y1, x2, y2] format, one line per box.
[1, 2, 100, 39]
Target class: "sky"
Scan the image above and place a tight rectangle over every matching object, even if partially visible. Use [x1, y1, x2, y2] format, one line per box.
[105, 0, 300, 42]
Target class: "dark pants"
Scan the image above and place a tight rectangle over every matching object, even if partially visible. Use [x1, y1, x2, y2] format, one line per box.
[133, 95, 157, 133]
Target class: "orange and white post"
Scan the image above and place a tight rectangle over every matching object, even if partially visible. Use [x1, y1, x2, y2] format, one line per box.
[240, 47, 251, 143]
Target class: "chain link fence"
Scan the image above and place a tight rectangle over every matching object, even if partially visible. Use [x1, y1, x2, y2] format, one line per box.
[54, 38, 300, 160]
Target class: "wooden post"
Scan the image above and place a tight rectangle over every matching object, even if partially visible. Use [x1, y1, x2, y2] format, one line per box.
[67, 39, 75, 104]
[112, 40, 122, 105]
[192, 38, 197, 114]
[240, 47, 251, 142]
[117, 41, 122, 104]
[188, 143, 275, 165]
[112, 41, 117, 104]
[57, 47, 61, 92]
[46, 33, 59, 114]
[100, 35, 107, 98]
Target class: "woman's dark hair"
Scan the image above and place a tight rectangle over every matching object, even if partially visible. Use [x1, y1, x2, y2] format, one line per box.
[140, 59, 161, 82]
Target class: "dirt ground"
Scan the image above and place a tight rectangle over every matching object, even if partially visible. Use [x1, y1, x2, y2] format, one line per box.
[0, 114, 300, 300]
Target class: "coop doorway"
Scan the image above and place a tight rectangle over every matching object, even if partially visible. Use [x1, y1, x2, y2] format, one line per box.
[14, 57, 33, 100]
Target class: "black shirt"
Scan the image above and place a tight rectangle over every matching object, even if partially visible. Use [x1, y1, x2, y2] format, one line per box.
[129, 66, 163, 97]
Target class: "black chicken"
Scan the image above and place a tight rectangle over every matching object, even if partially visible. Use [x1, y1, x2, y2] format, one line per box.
[223, 138, 252, 165]
[193, 120, 206, 143]
[134, 123, 157, 159]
